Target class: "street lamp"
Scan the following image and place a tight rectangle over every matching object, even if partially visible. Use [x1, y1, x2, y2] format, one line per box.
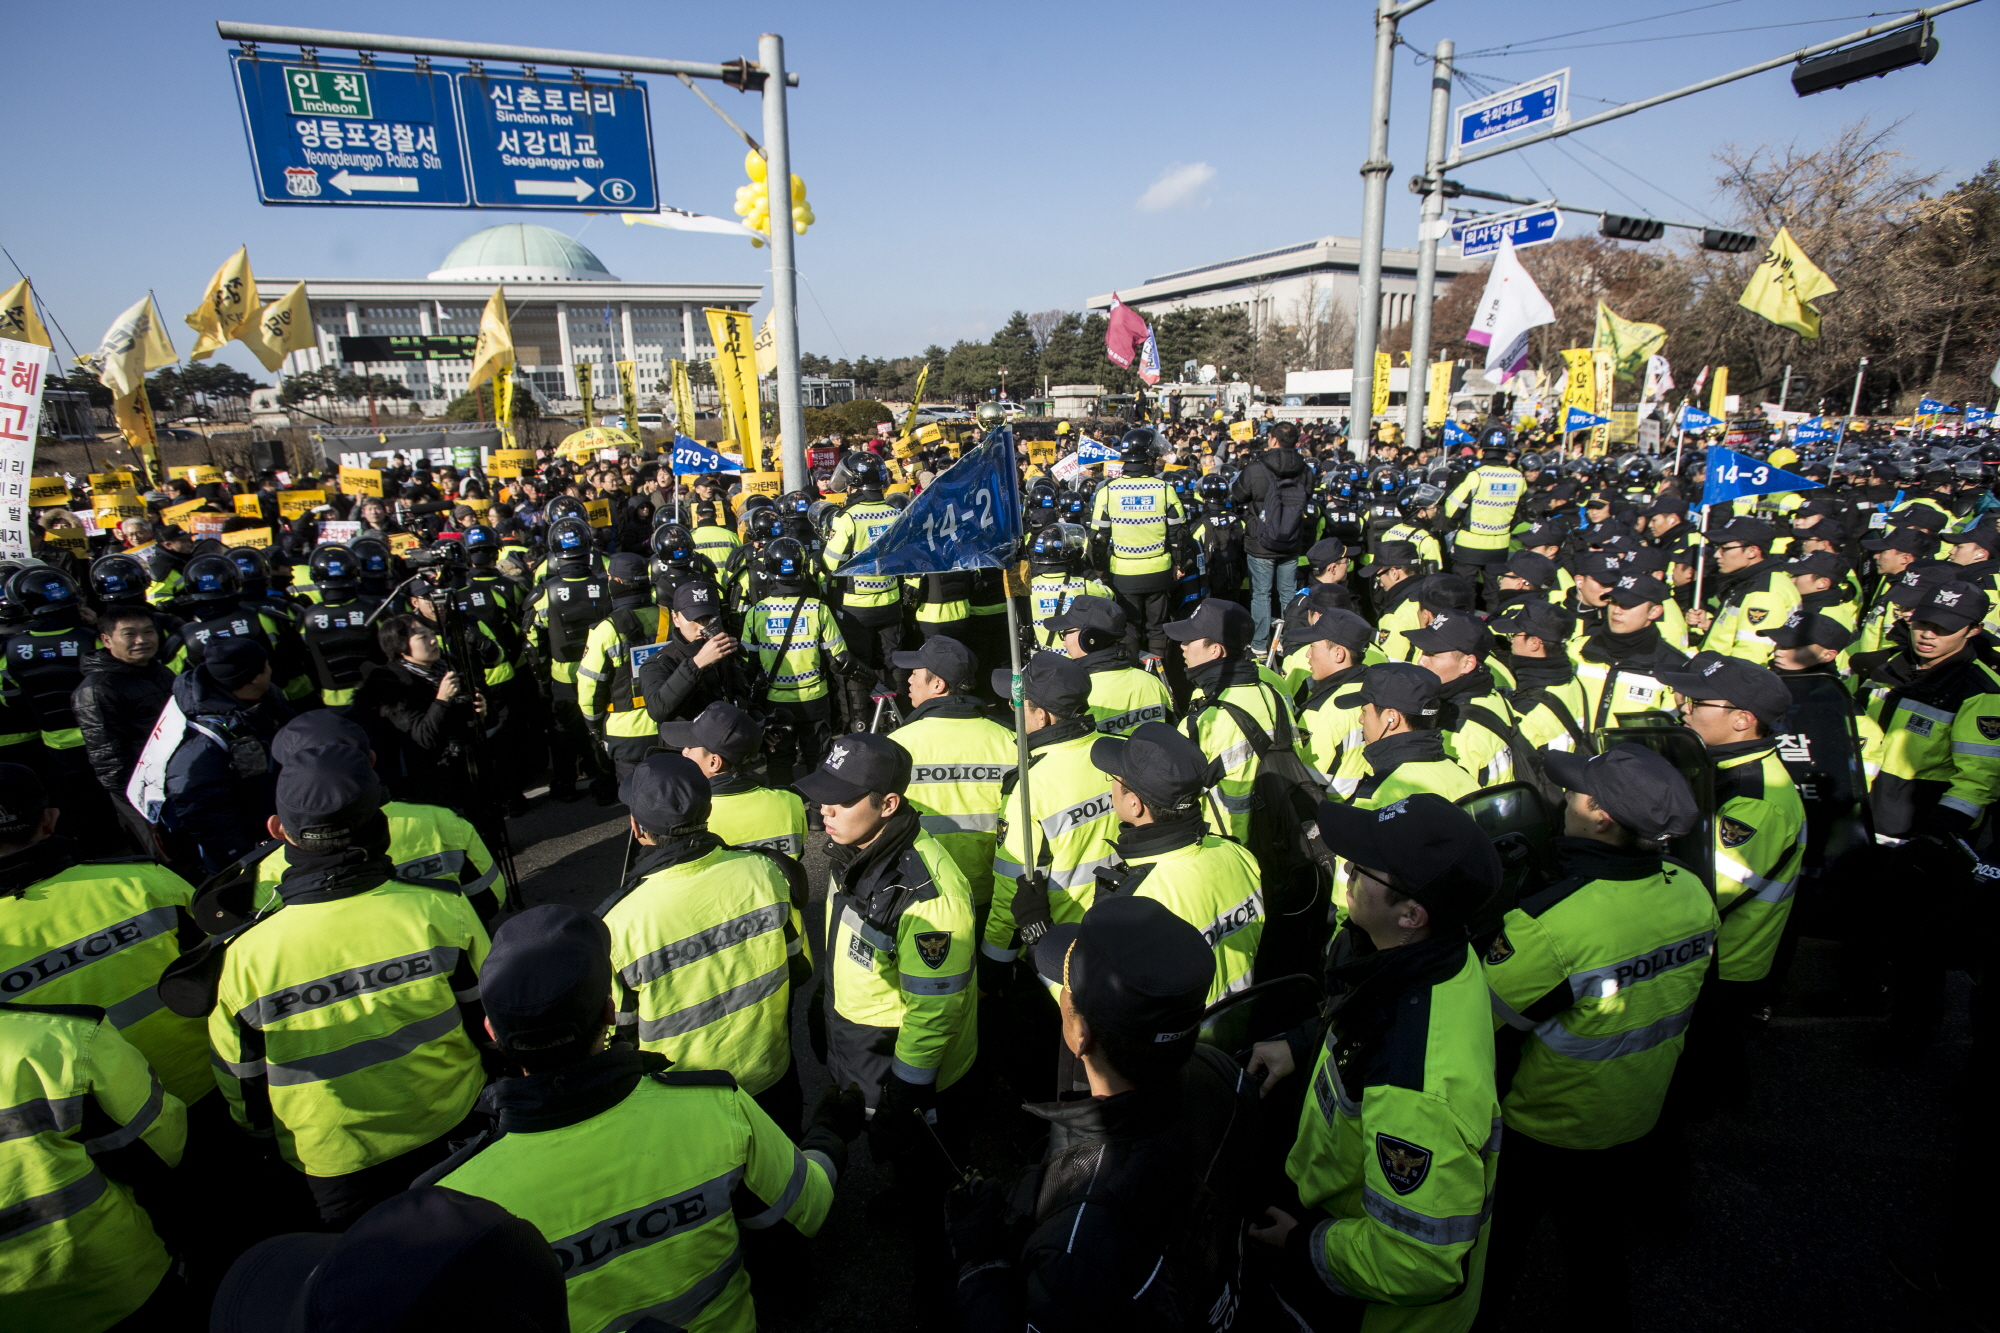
[998, 368, 1008, 403]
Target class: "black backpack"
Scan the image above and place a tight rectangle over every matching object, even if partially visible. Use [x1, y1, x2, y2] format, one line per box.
[1252, 467, 1310, 553]
[1190, 684, 1336, 985]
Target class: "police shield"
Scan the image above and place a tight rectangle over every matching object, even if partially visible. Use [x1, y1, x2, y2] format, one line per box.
[1455, 781, 1556, 929]
[1598, 726, 1716, 893]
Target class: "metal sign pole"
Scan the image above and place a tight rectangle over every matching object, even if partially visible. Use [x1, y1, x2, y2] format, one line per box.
[1403, 38, 1454, 444]
[759, 33, 806, 494]
[1002, 583, 1038, 890]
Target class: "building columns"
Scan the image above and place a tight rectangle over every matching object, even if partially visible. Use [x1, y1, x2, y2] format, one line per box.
[556, 303, 575, 398]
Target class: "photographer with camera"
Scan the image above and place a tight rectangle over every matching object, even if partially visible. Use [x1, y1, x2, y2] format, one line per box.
[354, 614, 488, 811]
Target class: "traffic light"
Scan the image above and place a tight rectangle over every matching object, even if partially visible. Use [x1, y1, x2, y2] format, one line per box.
[1701, 228, 1760, 254]
[1599, 214, 1666, 242]
[1792, 21, 1938, 96]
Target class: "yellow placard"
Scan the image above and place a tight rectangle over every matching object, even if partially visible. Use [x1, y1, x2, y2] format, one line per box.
[183, 465, 223, 486]
[42, 528, 87, 556]
[1228, 420, 1255, 442]
[585, 498, 613, 528]
[820, 491, 847, 507]
[487, 462, 521, 478]
[743, 471, 783, 499]
[492, 448, 534, 471]
[388, 532, 421, 554]
[233, 493, 264, 518]
[27, 478, 69, 507]
[885, 482, 911, 496]
[162, 496, 207, 521]
[277, 489, 326, 518]
[1027, 442, 1057, 464]
[220, 528, 272, 550]
[915, 423, 943, 445]
[458, 496, 492, 513]
[94, 492, 146, 523]
[89, 471, 136, 492]
[339, 465, 383, 497]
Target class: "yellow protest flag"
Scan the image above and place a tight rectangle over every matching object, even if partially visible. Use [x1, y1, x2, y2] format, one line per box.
[1425, 360, 1455, 426]
[1591, 302, 1666, 378]
[1709, 366, 1730, 420]
[753, 315, 777, 378]
[669, 359, 695, 436]
[1560, 349, 1595, 415]
[185, 246, 259, 362]
[113, 386, 159, 475]
[897, 364, 930, 449]
[467, 287, 514, 391]
[494, 372, 515, 445]
[705, 308, 763, 470]
[0, 279, 50, 347]
[1738, 227, 1837, 339]
[86, 295, 178, 400]
[575, 362, 596, 429]
[1371, 351, 1391, 418]
[241, 281, 314, 372]
[617, 360, 639, 433]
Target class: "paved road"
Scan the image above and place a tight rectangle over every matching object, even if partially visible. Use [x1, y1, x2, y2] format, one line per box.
[508, 792, 1977, 1333]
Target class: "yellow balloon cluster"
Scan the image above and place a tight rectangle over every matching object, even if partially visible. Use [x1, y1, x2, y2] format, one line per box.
[732, 148, 815, 248]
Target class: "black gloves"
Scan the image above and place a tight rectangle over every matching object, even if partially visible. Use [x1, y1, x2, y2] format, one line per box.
[945, 1173, 1009, 1269]
[800, 1082, 867, 1182]
[1012, 871, 1053, 947]
[807, 983, 828, 1065]
[870, 1071, 935, 1163]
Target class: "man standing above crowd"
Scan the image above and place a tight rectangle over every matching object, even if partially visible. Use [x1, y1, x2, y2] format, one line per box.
[1232, 420, 1315, 658]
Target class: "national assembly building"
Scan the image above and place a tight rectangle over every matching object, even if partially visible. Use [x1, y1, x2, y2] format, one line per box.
[260, 223, 763, 412]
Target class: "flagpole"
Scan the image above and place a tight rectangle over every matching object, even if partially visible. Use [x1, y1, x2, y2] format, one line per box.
[1692, 502, 1710, 631]
[1003, 590, 1039, 897]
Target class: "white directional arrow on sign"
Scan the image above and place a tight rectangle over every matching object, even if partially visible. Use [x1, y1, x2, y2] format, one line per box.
[328, 170, 420, 194]
[515, 177, 596, 201]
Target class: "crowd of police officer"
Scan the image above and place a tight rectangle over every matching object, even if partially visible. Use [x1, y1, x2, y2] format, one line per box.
[2, 413, 1995, 1332]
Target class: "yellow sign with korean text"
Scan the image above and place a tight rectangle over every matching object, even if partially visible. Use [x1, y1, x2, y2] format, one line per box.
[89, 472, 137, 493]
[27, 478, 69, 507]
[585, 498, 613, 528]
[93, 491, 145, 523]
[742, 471, 783, 499]
[161, 497, 205, 521]
[458, 496, 491, 512]
[42, 528, 87, 556]
[277, 489, 326, 518]
[339, 465, 383, 497]
[184, 465, 223, 486]
[234, 493, 264, 518]
[388, 532, 421, 554]
[1228, 420, 1255, 442]
[220, 527, 272, 550]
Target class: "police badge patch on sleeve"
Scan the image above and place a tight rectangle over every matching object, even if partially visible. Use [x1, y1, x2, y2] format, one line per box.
[913, 931, 952, 969]
[1720, 816, 1756, 848]
[1485, 930, 1514, 965]
[1376, 1134, 1433, 1195]
[1979, 716, 2000, 742]
[1747, 608, 1768, 626]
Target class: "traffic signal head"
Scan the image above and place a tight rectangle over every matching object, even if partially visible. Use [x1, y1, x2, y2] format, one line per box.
[1599, 214, 1666, 242]
[1701, 229, 1760, 254]
[1793, 21, 1938, 97]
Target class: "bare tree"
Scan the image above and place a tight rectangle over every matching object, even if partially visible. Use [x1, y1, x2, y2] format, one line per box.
[1025, 309, 1067, 352]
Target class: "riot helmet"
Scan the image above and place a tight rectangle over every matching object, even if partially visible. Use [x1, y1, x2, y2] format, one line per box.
[842, 451, 890, 492]
[181, 553, 242, 605]
[651, 522, 697, 565]
[7, 565, 81, 619]
[308, 543, 361, 593]
[761, 537, 811, 586]
[1399, 483, 1445, 518]
[462, 525, 499, 567]
[547, 518, 594, 564]
[1118, 428, 1161, 473]
[90, 554, 150, 607]
[1028, 523, 1090, 575]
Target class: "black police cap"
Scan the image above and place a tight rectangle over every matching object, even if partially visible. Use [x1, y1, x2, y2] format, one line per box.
[1315, 794, 1500, 932]
[480, 904, 615, 1053]
[1028, 895, 1213, 1054]
[794, 732, 912, 807]
[618, 753, 712, 837]
[657, 702, 764, 766]
[275, 746, 386, 846]
[1163, 598, 1254, 652]
[1044, 593, 1125, 638]
[891, 635, 977, 691]
[1090, 721, 1219, 815]
[1542, 744, 1699, 842]
[994, 652, 1093, 718]
[1334, 661, 1442, 721]
[1656, 651, 1795, 729]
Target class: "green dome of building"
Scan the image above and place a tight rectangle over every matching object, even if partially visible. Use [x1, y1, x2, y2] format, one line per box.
[427, 224, 617, 282]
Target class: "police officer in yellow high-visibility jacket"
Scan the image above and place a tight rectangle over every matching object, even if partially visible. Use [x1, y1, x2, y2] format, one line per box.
[426, 904, 861, 1333]
[797, 734, 978, 1172]
[1051, 596, 1174, 736]
[598, 755, 813, 1133]
[664, 703, 808, 860]
[1293, 610, 1374, 796]
[740, 540, 852, 782]
[1245, 795, 1502, 1333]
[1480, 746, 1718, 1329]
[0, 764, 211, 1108]
[1695, 516, 1800, 666]
[575, 553, 667, 780]
[253, 711, 506, 923]
[889, 636, 1015, 911]
[1089, 431, 1187, 663]
[1169, 598, 1284, 841]
[0, 1002, 188, 1333]
[1088, 723, 1263, 1004]
[820, 454, 906, 721]
[1661, 653, 1806, 1102]
[1442, 436, 1525, 605]
[982, 657, 1122, 977]
[1407, 611, 1518, 789]
[209, 747, 492, 1228]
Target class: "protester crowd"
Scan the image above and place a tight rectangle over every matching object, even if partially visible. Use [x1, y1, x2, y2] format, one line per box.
[2, 405, 1992, 1333]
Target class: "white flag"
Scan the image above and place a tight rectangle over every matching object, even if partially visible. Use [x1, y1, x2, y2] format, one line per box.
[1463, 237, 1554, 378]
[1641, 355, 1674, 404]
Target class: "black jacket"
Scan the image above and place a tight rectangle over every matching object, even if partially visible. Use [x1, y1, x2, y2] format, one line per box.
[352, 659, 480, 805]
[72, 651, 174, 794]
[1231, 447, 1312, 559]
[955, 1045, 1259, 1333]
[638, 629, 750, 724]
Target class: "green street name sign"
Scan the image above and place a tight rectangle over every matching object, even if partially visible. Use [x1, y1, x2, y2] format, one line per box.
[285, 67, 372, 118]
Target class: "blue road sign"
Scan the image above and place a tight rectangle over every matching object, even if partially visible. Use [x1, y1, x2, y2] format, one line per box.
[1452, 69, 1569, 159]
[231, 53, 469, 207]
[1455, 209, 1563, 258]
[456, 73, 657, 211]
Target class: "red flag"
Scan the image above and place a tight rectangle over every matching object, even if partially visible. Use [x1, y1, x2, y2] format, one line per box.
[1105, 294, 1151, 370]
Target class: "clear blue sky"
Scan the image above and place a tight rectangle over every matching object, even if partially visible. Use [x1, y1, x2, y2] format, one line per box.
[9, 1, 1996, 385]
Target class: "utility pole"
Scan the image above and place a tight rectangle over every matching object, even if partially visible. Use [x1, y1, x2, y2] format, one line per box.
[1403, 38, 1453, 442]
[758, 33, 806, 491]
[1779, 363, 1792, 411]
[1351, 0, 1438, 435]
